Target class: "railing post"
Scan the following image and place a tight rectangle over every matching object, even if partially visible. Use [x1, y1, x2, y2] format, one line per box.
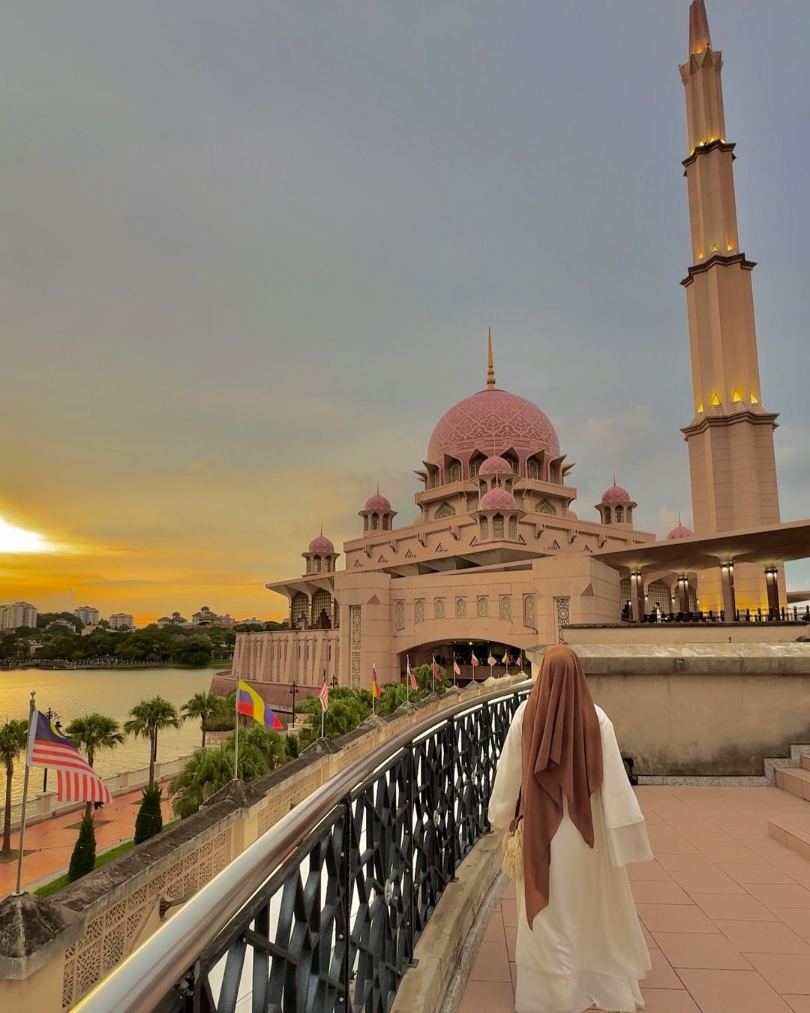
[340, 793, 352, 1012]
[447, 716, 457, 882]
[406, 744, 416, 966]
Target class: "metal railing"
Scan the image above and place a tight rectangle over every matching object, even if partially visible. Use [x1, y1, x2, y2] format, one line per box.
[76, 679, 531, 1013]
[625, 605, 810, 625]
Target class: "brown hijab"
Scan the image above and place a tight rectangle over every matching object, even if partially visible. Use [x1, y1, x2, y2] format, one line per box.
[520, 645, 603, 926]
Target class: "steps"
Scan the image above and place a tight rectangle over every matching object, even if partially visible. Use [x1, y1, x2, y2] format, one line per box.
[769, 753, 810, 860]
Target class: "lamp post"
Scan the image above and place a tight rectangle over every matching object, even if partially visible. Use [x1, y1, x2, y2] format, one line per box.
[330, 675, 338, 689]
[289, 680, 299, 730]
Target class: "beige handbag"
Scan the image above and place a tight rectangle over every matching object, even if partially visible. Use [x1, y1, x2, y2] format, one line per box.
[500, 791, 524, 881]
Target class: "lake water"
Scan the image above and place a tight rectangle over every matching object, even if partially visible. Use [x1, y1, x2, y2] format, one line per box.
[0, 667, 225, 806]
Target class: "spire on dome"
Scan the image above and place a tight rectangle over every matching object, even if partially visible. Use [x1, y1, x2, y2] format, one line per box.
[688, 0, 712, 55]
[486, 327, 496, 389]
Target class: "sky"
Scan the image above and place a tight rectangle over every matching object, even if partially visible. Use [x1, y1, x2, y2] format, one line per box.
[1, 1, 809, 625]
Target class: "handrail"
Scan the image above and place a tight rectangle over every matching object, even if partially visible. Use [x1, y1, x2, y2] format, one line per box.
[75, 678, 531, 1013]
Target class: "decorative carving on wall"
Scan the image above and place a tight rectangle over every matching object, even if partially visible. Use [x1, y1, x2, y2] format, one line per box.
[394, 600, 405, 630]
[435, 501, 456, 519]
[477, 596, 488, 618]
[350, 605, 362, 688]
[415, 598, 424, 624]
[523, 594, 537, 630]
[554, 596, 570, 644]
[535, 499, 555, 514]
[434, 598, 446, 619]
[500, 595, 512, 621]
[455, 597, 466, 618]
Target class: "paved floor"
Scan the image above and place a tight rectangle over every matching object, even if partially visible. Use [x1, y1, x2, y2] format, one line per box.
[460, 786, 810, 1013]
[0, 782, 174, 896]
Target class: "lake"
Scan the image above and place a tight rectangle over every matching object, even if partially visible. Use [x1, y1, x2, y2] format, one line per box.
[0, 667, 226, 806]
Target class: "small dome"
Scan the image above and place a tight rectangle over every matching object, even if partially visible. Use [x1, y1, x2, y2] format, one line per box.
[479, 487, 518, 511]
[667, 523, 694, 540]
[479, 455, 514, 476]
[364, 492, 392, 513]
[601, 483, 631, 505]
[308, 534, 335, 555]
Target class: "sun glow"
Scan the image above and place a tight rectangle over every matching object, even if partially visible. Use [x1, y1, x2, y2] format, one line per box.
[0, 517, 51, 553]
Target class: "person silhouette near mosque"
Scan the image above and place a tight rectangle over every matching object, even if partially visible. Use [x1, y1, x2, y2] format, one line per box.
[489, 645, 652, 1013]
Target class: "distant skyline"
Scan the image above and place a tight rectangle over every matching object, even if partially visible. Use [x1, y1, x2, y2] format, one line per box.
[2, 1, 809, 624]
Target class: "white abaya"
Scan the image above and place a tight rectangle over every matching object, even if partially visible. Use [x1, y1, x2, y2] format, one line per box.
[488, 703, 653, 1013]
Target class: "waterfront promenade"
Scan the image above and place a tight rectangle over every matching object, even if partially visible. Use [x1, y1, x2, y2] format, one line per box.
[0, 778, 173, 897]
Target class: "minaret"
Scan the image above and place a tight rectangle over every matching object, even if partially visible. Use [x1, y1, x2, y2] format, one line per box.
[486, 327, 496, 389]
[679, 0, 781, 611]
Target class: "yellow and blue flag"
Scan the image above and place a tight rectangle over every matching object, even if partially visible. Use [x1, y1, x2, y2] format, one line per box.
[237, 680, 284, 730]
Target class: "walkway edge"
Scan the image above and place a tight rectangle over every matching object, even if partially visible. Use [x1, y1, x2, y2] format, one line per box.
[392, 833, 506, 1013]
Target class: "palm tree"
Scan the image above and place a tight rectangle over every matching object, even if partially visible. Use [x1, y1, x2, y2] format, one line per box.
[1, 719, 29, 855]
[181, 692, 220, 749]
[124, 697, 182, 788]
[65, 713, 124, 817]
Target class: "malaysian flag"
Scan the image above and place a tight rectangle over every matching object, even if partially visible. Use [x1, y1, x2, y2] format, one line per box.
[470, 651, 480, 668]
[431, 655, 441, 680]
[453, 658, 461, 677]
[319, 673, 329, 712]
[27, 710, 111, 804]
[487, 651, 497, 668]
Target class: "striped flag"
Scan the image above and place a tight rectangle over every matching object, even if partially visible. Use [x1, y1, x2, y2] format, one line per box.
[27, 710, 111, 804]
[237, 680, 284, 730]
[431, 655, 441, 680]
[470, 651, 479, 668]
[407, 656, 417, 690]
[453, 658, 461, 677]
[371, 663, 381, 700]
[487, 651, 497, 668]
[319, 672, 329, 712]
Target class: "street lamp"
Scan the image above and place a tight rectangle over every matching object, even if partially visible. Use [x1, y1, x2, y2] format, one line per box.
[289, 680, 299, 728]
[330, 675, 338, 688]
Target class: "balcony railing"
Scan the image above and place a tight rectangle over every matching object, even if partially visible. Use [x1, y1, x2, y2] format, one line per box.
[76, 679, 531, 1013]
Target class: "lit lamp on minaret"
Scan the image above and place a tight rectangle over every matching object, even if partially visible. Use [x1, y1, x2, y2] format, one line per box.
[679, 0, 782, 612]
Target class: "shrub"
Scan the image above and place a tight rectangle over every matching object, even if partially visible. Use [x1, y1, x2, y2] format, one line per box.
[68, 813, 96, 882]
[134, 784, 164, 843]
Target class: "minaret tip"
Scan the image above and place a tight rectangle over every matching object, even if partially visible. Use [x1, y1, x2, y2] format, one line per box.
[486, 327, 496, 389]
[689, 0, 712, 55]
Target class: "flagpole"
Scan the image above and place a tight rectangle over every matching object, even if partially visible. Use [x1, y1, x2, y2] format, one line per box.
[233, 682, 240, 781]
[13, 690, 36, 896]
[321, 672, 326, 739]
[405, 656, 410, 706]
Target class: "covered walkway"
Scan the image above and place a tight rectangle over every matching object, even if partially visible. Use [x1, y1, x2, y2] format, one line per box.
[460, 785, 810, 1013]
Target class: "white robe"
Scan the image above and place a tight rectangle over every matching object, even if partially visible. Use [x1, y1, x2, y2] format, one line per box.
[488, 703, 653, 1013]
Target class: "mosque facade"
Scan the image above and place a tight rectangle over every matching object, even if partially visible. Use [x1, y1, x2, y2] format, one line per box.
[231, 0, 794, 696]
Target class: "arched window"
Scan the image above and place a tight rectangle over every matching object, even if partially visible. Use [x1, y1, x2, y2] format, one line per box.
[503, 450, 519, 475]
[508, 516, 517, 539]
[615, 506, 624, 523]
[435, 502, 455, 520]
[447, 461, 461, 483]
[535, 499, 555, 515]
[527, 459, 540, 480]
[470, 453, 486, 478]
[603, 508, 612, 525]
[480, 516, 489, 540]
[493, 513, 505, 538]
[313, 556, 322, 572]
[291, 593, 309, 629]
[371, 514, 379, 531]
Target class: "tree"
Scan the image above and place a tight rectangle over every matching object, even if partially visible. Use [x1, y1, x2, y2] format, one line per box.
[65, 713, 124, 818]
[377, 682, 425, 716]
[68, 812, 96, 881]
[296, 689, 371, 747]
[170, 748, 234, 819]
[0, 719, 29, 855]
[412, 663, 446, 695]
[181, 692, 220, 748]
[173, 636, 213, 666]
[134, 784, 163, 843]
[124, 697, 182, 787]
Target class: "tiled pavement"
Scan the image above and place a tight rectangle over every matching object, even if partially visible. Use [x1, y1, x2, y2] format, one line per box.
[460, 786, 810, 1013]
[0, 782, 174, 896]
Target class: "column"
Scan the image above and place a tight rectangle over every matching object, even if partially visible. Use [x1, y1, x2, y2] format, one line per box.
[677, 574, 690, 613]
[764, 567, 780, 619]
[719, 561, 736, 620]
[630, 571, 645, 623]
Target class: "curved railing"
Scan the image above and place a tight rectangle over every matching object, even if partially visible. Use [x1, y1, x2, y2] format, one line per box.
[76, 679, 532, 1013]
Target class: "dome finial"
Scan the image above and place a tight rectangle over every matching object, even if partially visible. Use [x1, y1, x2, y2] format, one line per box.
[486, 327, 496, 389]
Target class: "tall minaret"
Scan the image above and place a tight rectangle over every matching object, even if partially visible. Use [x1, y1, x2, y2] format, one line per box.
[679, 0, 781, 611]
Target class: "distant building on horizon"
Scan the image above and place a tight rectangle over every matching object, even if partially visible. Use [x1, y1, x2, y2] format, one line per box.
[109, 612, 135, 630]
[74, 605, 100, 626]
[192, 606, 234, 629]
[0, 601, 38, 631]
[157, 611, 190, 628]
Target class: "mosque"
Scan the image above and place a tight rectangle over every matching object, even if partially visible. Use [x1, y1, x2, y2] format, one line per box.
[230, 0, 810, 696]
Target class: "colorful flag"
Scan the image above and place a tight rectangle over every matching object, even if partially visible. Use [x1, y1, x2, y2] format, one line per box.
[319, 672, 329, 712]
[237, 679, 284, 730]
[487, 652, 497, 668]
[431, 655, 441, 680]
[27, 710, 111, 804]
[453, 658, 461, 677]
[502, 650, 510, 665]
[371, 663, 381, 700]
[471, 651, 479, 668]
[407, 656, 417, 690]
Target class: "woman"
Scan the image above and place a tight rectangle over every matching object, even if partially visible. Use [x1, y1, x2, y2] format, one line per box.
[488, 645, 652, 1013]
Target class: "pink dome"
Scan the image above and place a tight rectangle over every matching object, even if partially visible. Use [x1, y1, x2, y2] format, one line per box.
[479, 455, 514, 476]
[479, 487, 518, 511]
[308, 534, 335, 555]
[667, 524, 694, 540]
[427, 388, 559, 466]
[364, 492, 392, 513]
[601, 484, 631, 505]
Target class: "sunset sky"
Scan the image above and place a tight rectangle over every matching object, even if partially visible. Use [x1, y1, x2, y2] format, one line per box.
[2, 1, 809, 625]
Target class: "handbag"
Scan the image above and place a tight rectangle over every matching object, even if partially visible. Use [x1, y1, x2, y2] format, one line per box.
[500, 790, 524, 881]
